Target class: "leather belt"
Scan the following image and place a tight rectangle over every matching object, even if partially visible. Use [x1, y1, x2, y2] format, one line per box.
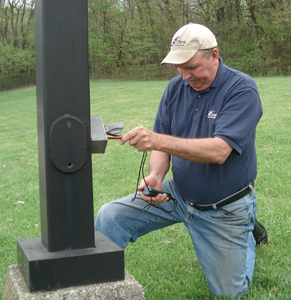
[188, 181, 254, 211]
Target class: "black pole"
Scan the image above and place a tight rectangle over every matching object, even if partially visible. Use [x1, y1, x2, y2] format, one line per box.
[17, 0, 124, 292]
[35, 0, 94, 252]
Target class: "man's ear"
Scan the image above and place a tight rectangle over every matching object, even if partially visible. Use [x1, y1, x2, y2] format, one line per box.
[211, 48, 219, 64]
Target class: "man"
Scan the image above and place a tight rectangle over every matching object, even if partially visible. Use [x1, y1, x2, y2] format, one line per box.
[95, 23, 267, 298]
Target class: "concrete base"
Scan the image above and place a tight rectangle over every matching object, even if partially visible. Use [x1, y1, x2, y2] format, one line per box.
[3, 265, 145, 300]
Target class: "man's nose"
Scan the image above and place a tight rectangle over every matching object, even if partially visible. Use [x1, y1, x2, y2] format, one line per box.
[180, 69, 192, 81]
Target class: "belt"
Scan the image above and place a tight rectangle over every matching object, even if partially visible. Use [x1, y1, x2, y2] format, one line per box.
[188, 181, 254, 211]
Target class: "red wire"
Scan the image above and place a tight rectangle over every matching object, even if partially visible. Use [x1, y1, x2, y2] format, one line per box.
[107, 136, 123, 140]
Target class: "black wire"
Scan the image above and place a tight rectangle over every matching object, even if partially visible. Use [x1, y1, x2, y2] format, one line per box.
[131, 151, 177, 214]
[131, 151, 148, 202]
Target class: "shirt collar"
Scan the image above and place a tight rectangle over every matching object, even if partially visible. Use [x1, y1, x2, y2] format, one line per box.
[210, 57, 226, 88]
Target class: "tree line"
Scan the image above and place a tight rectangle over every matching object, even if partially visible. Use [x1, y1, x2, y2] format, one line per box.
[1, 0, 291, 90]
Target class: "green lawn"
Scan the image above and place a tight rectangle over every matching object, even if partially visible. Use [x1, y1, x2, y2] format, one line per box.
[0, 79, 290, 299]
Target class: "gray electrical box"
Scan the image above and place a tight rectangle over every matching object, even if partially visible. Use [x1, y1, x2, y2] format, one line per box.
[91, 117, 108, 154]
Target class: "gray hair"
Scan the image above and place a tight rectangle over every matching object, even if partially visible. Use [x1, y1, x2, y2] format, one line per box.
[200, 48, 218, 59]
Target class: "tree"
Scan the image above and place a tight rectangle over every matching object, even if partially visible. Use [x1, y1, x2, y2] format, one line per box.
[0, 0, 35, 49]
[0, 0, 35, 90]
[1, 0, 291, 90]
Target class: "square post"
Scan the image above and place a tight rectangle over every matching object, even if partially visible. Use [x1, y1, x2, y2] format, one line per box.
[17, 0, 124, 292]
[35, 0, 94, 252]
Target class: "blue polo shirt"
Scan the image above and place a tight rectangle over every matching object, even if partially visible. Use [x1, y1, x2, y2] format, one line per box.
[153, 58, 263, 204]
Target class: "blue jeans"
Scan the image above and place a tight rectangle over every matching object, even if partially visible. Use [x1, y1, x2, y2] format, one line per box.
[95, 178, 257, 299]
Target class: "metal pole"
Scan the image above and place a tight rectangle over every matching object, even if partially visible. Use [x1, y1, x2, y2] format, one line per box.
[17, 0, 124, 291]
[35, 0, 94, 252]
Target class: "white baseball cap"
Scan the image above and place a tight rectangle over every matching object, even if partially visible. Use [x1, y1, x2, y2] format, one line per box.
[161, 23, 217, 65]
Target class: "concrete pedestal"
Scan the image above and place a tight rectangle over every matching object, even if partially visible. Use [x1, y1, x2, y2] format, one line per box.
[3, 265, 145, 300]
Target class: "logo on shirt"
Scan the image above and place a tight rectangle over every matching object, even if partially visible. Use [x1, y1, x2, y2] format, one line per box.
[207, 111, 217, 119]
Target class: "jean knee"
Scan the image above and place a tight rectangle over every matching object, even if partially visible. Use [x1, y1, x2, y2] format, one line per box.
[94, 202, 115, 231]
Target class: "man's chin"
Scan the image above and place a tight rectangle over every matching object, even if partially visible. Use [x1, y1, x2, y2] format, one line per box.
[188, 81, 202, 90]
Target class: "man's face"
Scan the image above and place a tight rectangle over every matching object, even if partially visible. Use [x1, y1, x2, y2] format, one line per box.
[175, 49, 219, 92]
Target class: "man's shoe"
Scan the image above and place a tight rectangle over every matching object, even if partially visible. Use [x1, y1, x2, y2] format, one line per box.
[253, 219, 268, 246]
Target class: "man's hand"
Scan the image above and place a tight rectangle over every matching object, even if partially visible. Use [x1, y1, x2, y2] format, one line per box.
[119, 126, 158, 152]
[120, 126, 232, 164]
[137, 175, 169, 204]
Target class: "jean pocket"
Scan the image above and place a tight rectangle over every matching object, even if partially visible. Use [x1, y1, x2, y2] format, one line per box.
[210, 197, 252, 226]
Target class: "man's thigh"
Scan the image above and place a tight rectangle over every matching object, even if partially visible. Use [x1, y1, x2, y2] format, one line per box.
[95, 179, 187, 249]
[185, 190, 257, 298]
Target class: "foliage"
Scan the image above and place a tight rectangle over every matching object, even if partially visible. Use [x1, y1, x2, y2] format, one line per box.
[0, 0, 35, 90]
[0, 41, 35, 90]
[0, 79, 291, 299]
[2, 0, 291, 89]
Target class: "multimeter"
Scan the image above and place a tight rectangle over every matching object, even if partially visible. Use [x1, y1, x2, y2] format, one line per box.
[142, 187, 172, 199]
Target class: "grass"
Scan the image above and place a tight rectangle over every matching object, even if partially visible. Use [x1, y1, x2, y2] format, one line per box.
[0, 78, 291, 299]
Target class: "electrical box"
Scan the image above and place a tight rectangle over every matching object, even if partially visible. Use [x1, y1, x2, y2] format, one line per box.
[91, 116, 108, 154]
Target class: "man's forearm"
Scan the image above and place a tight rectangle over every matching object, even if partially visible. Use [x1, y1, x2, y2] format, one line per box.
[156, 134, 232, 164]
[148, 150, 171, 182]
[120, 126, 232, 164]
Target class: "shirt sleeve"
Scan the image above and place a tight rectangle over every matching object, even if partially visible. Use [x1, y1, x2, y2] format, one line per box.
[213, 81, 263, 154]
[153, 84, 171, 135]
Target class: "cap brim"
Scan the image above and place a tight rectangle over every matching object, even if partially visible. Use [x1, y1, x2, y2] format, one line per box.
[161, 49, 198, 65]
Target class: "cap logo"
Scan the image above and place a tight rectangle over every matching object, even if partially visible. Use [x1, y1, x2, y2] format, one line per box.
[171, 37, 186, 47]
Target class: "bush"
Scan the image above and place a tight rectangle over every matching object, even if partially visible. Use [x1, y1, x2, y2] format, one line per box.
[0, 42, 36, 91]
